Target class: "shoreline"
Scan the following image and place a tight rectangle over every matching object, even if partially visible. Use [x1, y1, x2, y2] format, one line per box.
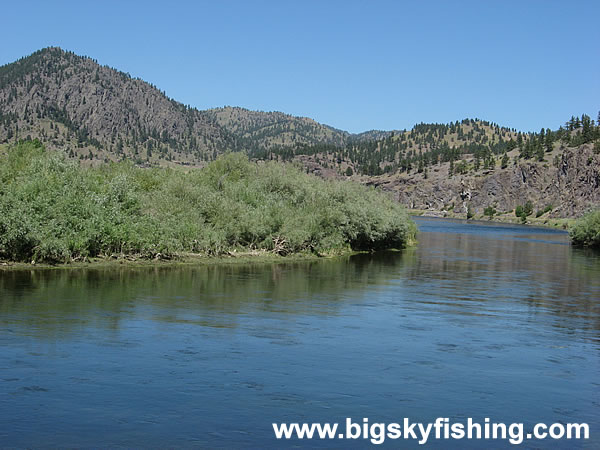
[0, 249, 368, 272]
[0, 212, 577, 272]
[407, 209, 574, 230]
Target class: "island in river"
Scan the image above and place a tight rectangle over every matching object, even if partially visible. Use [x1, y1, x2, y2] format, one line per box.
[0, 141, 416, 266]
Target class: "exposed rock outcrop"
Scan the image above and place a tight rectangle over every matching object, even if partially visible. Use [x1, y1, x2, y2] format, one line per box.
[373, 144, 599, 218]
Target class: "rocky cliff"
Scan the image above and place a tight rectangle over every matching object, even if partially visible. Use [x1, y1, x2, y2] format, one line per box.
[366, 143, 599, 218]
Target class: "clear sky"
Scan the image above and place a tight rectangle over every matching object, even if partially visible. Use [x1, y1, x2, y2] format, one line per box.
[1, 0, 598, 133]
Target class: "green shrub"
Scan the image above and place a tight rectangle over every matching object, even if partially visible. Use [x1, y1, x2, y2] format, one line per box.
[466, 204, 474, 219]
[483, 206, 496, 218]
[515, 205, 524, 218]
[515, 201, 534, 221]
[0, 142, 417, 263]
[535, 204, 553, 218]
[570, 210, 600, 248]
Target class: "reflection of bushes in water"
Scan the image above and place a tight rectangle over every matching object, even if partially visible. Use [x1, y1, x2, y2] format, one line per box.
[569, 247, 600, 270]
[404, 231, 600, 333]
[412, 231, 572, 278]
[536, 249, 600, 334]
[568, 248, 600, 294]
[0, 251, 416, 336]
[0, 141, 416, 263]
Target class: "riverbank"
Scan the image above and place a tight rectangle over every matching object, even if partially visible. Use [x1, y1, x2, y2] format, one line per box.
[408, 208, 574, 230]
[0, 248, 369, 271]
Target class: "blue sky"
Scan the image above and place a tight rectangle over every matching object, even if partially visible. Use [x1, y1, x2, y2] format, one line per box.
[1, 0, 598, 133]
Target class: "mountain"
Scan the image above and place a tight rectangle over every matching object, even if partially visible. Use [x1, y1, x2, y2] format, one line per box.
[0, 47, 543, 171]
[1, 47, 598, 219]
[350, 129, 400, 142]
[0, 47, 235, 165]
[0, 48, 352, 165]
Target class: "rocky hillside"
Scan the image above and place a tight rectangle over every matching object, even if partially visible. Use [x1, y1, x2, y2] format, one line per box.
[265, 115, 599, 219]
[363, 142, 600, 219]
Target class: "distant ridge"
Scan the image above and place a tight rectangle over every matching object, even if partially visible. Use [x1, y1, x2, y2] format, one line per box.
[0, 47, 523, 166]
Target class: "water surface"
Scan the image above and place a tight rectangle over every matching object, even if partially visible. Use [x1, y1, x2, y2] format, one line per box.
[1, 218, 599, 448]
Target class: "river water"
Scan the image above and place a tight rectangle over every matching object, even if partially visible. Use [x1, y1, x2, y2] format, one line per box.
[1, 217, 599, 448]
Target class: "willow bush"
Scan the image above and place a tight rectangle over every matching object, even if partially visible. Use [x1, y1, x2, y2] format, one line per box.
[0, 141, 416, 263]
[570, 210, 600, 248]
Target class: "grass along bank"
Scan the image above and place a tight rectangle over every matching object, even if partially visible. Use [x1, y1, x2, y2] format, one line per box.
[0, 250, 337, 271]
[0, 141, 416, 264]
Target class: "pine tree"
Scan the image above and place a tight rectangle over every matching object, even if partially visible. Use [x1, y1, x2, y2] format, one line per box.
[536, 143, 544, 161]
[520, 140, 531, 159]
[545, 131, 553, 152]
[467, 204, 474, 220]
[581, 114, 593, 143]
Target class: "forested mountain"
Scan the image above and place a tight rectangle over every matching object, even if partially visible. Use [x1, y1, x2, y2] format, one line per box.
[352, 114, 600, 219]
[263, 119, 525, 175]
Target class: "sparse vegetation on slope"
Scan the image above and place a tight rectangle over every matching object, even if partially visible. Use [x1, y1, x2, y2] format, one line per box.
[0, 141, 416, 264]
[266, 114, 600, 179]
[204, 106, 348, 151]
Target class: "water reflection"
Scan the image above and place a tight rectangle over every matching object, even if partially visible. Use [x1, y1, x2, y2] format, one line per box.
[410, 218, 600, 339]
[0, 252, 416, 338]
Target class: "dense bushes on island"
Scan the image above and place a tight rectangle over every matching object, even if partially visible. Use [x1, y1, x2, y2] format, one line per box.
[570, 210, 600, 249]
[0, 141, 416, 263]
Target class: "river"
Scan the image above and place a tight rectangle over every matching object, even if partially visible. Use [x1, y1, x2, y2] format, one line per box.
[1, 217, 598, 448]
